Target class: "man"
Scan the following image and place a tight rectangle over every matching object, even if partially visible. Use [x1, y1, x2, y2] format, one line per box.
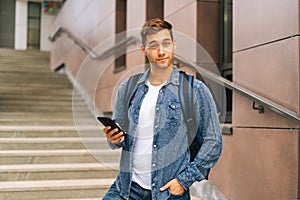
[102, 18, 222, 200]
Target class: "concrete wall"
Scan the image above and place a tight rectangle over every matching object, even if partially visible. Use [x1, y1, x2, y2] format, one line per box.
[226, 0, 300, 199]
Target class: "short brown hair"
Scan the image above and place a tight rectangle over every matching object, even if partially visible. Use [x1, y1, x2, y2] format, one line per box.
[140, 18, 173, 46]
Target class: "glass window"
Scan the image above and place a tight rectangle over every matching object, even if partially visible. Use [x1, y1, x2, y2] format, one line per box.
[146, 0, 164, 20]
[28, 3, 40, 17]
[27, 2, 41, 49]
[114, 0, 127, 73]
[221, 0, 232, 123]
[221, 0, 232, 67]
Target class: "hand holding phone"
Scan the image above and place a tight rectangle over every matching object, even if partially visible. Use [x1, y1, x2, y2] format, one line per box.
[97, 116, 126, 136]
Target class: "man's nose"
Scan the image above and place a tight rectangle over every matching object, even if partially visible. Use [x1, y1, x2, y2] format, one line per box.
[158, 45, 165, 54]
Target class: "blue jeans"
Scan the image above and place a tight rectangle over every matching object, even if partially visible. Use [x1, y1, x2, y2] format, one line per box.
[102, 181, 190, 200]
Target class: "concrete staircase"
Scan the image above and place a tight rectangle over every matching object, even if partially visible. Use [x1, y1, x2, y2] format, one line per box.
[0, 48, 120, 199]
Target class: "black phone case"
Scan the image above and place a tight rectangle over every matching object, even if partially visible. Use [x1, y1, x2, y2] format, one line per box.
[97, 117, 125, 135]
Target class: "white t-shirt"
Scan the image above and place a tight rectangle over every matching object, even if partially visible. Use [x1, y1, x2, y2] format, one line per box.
[132, 80, 164, 190]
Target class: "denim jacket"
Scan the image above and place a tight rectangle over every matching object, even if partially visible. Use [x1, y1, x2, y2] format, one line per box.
[109, 67, 222, 200]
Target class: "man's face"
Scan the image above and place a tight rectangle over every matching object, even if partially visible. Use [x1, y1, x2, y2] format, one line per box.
[141, 29, 176, 69]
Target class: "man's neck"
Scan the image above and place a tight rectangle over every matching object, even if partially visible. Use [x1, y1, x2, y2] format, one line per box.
[148, 65, 173, 86]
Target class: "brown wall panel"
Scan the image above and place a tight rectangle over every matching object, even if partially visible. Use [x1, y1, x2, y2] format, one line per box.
[232, 1, 300, 199]
[233, 93, 299, 129]
[230, 128, 299, 200]
[233, 37, 300, 128]
[197, 0, 220, 64]
[146, 0, 163, 20]
[165, 1, 197, 64]
[164, 0, 194, 17]
[165, 1, 197, 39]
[209, 134, 233, 199]
[233, 0, 299, 52]
[127, 0, 146, 30]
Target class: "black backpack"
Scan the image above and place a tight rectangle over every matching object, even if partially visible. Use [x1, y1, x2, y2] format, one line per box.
[123, 71, 209, 179]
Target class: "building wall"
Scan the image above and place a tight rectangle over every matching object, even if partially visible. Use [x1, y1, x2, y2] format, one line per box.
[50, 0, 143, 113]
[0, 0, 15, 48]
[15, 0, 27, 50]
[14, 0, 56, 51]
[50, 0, 203, 114]
[165, 0, 197, 63]
[50, 0, 227, 196]
[49, 0, 300, 199]
[229, 0, 300, 199]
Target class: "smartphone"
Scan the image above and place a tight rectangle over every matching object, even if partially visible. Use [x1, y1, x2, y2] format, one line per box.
[97, 116, 126, 135]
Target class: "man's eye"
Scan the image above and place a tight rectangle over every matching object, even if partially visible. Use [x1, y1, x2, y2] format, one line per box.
[149, 44, 159, 49]
[162, 42, 171, 47]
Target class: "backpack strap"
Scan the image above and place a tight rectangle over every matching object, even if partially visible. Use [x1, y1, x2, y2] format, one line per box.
[178, 71, 200, 161]
[123, 73, 143, 131]
[124, 74, 143, 107]
[179, 71, 210, 179]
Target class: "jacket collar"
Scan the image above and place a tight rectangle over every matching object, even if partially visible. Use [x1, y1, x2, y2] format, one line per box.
[136, 66, 180, 86]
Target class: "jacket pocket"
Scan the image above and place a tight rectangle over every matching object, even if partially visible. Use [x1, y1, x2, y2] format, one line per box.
[167, 102, 181, 121]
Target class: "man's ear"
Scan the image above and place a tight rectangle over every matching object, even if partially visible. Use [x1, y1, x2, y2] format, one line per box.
[173, 40, 176, 50]
[141, 45, 147, 56]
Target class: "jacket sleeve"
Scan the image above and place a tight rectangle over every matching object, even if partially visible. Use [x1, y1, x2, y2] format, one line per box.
[106, 80, 128, 149]
[177, 81, 223, 189]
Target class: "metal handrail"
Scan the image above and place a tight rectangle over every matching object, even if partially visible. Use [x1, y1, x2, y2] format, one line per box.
[174, 57, 300, 124]
[49, 27, 300, 124]
[49, 27, 138, 60]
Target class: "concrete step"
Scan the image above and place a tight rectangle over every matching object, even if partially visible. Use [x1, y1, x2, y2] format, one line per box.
[0, 179, 114, 200]
[0, 99, 82, 106]
[0, 81, 73, 89]
[0, 48, 50, 58]
[0, 149, 120, 157]
[0, 93, 81, 101]
[0, 119, 97, 127]
[0, 163, 118, 181]
[0, 77, 71, 86]
[0, 125, 101, 133]
[0, 130, 100, 138]
[0, 48, 117, 199]
[0, 112, 93, 119]
[0, 105, 87, 113]
[0, 137, 109, 150]
[0, 101, 89, 110]
[0, 87, 73, 96]
[0, 120, 95, 126]
[0, 60, 50, 67]
[0, 149, 121, 164]
[0, 163, 119, 173]
[0, 155, 99, 165]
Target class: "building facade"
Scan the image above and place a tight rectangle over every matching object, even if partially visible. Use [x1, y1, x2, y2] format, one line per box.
[0, 0, 61, 50]
[2, 0, 299, 199]
[50, 0, 300, 199]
